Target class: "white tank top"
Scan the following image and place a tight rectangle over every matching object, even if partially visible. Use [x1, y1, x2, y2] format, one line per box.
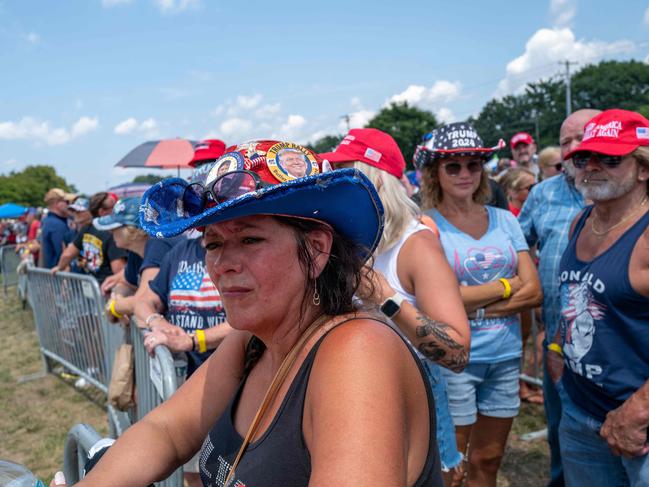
[374, 219, 434, 307]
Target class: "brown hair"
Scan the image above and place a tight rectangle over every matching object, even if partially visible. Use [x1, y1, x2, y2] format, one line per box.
[89, 192, 110, 218]
[419, 158, 492, 210]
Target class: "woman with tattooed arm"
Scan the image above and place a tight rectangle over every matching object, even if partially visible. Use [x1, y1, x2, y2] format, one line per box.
[321, 128, 471, 475]
[417, 122, 542, 487]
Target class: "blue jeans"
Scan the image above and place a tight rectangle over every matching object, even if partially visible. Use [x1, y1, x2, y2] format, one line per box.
[558, 382, 649, 486]
[543, 347, 565, 487]
[421, 360, 463, 472]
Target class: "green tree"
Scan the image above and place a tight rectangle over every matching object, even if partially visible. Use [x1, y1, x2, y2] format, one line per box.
[0, 165, 74, 207]
[132, 174, 164, 185]
[473, 60, 649, 151]
[307, 134, 343, 154]
[366, 102, 439, 170]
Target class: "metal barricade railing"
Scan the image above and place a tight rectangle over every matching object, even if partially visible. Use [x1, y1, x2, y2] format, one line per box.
[26, 266, 124, 393]
[129, 319, 183, 487]
[17, 256, 33, 307]
[63, 423, 103, 485]
[1, 244, 21, 295]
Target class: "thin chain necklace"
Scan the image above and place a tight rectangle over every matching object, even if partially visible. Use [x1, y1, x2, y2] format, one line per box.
[591, 195, 649, 236]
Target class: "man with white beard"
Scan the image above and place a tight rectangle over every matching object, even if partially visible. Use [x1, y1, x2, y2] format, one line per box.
[518, 108, 600, 487]
[549, 109, 649, 486]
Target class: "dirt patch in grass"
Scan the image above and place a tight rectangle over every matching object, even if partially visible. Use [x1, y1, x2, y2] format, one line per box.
[0, 289, 108, 483]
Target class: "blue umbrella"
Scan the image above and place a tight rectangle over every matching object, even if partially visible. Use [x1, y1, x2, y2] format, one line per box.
[0, 203, 27, 219]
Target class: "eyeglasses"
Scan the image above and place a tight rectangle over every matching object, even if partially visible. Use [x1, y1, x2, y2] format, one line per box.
[441, 160, 484, 177]
[519, 183, 536, 192]
[182, 170, 271, 215]
[572, 152, 623, 169]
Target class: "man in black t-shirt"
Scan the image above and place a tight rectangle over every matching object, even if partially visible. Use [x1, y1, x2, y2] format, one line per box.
[53, 192, 127, 284]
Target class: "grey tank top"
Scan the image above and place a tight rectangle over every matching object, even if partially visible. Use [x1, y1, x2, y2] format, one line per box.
[198, 318, 443, 487]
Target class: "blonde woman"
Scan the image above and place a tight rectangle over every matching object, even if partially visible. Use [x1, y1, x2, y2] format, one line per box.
[499, 168, 537, 217]
[538, 146, 563, 180]
[416, 122, 542, 487]
[321, 128, 470, 473]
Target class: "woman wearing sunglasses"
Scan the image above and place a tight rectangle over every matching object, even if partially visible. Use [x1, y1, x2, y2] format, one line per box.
[538, 146, 563, 180]
[498, 168, 537, 217]
[416, 123, 542, 487]
[53, 140, 444, 487]
[320, 128, 470, 475]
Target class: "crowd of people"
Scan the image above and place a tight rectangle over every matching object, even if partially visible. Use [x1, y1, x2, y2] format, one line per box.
[2, 107, 645, 487]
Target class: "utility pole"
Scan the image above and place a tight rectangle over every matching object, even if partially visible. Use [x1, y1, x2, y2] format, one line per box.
[560, 60, 578, 118]
[341, 114, 350, 131]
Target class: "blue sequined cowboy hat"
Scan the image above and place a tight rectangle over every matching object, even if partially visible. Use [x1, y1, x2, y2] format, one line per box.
[139, 140, 384, 260]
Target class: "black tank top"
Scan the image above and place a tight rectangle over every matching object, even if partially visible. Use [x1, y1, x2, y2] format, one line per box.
[198, 319, 442, 487]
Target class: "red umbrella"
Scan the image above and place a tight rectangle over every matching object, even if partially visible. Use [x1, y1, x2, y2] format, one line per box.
[115, 139, 198, 175]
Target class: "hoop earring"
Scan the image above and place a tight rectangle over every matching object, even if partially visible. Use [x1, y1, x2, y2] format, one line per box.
[312, 281, 321, 306]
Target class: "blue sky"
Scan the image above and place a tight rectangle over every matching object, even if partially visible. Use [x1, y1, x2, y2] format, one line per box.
[1, 0, 649, 194]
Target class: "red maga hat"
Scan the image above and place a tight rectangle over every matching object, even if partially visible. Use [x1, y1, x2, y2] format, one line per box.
[564, 109, 649, 159]
[190, 139, 227, 167]
[510, 132, 534, 149]
[319, 128, 406, 179]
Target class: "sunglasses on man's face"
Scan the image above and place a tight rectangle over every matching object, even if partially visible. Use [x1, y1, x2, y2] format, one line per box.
[441, 160, 484, 177]
[181, 170, 271, 215]
[572, 152, 623, 169]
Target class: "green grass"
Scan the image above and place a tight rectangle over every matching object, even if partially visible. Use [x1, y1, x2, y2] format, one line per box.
[0, 288, 108, 483]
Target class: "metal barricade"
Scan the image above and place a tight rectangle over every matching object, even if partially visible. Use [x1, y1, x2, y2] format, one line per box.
[63, 423, 103, 485]
[26, 266, 124, 393]
[129, 319, 183, 487]
[1, 244, 21, 295]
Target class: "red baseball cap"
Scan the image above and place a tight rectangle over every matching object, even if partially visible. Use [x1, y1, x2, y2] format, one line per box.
[190, 139, 226, 167]
[564, 109, 649, 159]
[319, 128, 405, 179]
[510, 132, 534, 149]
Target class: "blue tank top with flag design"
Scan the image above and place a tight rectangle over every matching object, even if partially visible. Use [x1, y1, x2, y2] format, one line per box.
[558, 206, 649, 422]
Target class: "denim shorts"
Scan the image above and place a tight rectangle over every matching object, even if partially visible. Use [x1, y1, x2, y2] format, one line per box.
[441, 358, 520, 426]
[420, 359, 463, 471]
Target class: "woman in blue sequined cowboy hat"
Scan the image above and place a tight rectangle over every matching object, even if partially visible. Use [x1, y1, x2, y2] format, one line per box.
[54, 140, 445, 487]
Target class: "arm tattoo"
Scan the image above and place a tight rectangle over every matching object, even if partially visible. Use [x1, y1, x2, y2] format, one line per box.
[415, 313, 468, 372]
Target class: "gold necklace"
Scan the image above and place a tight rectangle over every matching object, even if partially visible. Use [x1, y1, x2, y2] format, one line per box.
[591, 195, 649, 236]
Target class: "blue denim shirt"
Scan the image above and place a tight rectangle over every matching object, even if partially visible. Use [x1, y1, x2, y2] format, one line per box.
[518, 174, 585, 338]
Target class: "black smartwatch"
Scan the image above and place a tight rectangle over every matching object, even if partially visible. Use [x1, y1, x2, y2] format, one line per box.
[380, 293, 404, 319]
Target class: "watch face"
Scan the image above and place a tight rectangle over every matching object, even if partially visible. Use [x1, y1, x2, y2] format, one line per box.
[381, 299, 400, 318]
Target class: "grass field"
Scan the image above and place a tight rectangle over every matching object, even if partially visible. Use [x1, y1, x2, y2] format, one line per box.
[0, 287, 550, 486]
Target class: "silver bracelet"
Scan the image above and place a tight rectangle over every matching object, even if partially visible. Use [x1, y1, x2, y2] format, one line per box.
[145, 313, 164, 327]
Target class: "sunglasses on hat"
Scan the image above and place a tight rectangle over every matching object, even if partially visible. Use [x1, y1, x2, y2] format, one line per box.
[182, 170, 271, 215]
[441, 160, 484, 177]
[572, 152, 623, 169]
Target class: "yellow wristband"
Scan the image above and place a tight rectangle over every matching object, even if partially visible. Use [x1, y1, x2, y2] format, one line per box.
[548, 343, 563, 356]
[109, 299, 124, 319]
[499, 278, 512, 299]
[196, 329, 207, 353]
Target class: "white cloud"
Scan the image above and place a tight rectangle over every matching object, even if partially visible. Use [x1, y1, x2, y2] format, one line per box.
[113, 117, 158, 137]
[550, 0, 577, 27]
[71, 116, 99, 137]
[279, 114, 306, 137]
[153, 0, 201, 14]
[255, 103, 281, 119]
[0, 116, 99, 145]
[386, 81, 461, 109]
[644, 7, 649, 26]
[236, 94, 262, 110]
[436, 108, 455, 124]
[25, 32, 40, 44]
[219, 118, 252, 137]
[101, 0, 133, 6]
[497, 28, 635, 95]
